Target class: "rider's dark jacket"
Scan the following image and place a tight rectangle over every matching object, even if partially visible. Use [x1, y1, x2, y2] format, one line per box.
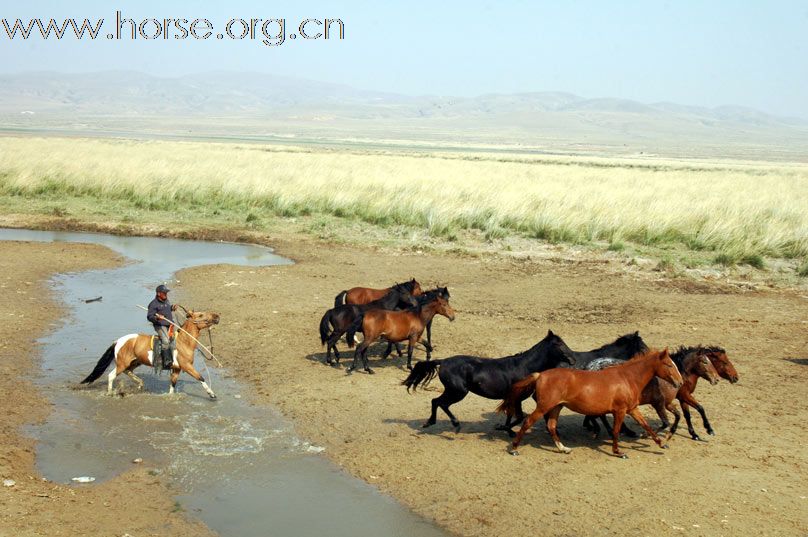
[146, 296, 173, 331]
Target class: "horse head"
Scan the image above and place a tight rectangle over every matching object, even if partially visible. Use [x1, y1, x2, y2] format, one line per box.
[185, 310, 221, 330]
[408, 278, 423, 297]
[617, 331, 649, 357]
[704, 347, 738, 384]
[694, 352, 721, 386]
[433, 296, 456, 321]
[654, 348, 683, 388]
[545, 330, 576, 366]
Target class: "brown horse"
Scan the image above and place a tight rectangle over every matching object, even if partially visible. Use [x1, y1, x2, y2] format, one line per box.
[680, 346, 737, 440]
[80, 309, 220, 398]
[585, 347, 721, 440]
[498, 348, 683, 458]
[333, 278, 422, 307]
[346, 295, 455, 374]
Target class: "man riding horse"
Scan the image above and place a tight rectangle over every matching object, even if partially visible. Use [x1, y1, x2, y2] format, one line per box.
[146, 284, 177, 369]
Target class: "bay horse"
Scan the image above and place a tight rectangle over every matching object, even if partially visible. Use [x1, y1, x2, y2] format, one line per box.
[346, 292, 455, 374]
[319, 284, 419, 364]
[583, 346, 721, 440]
[402, 330, 576, 431]
[80, 309, 220, 398]
[498, 348, 683, 458]
[677, 345, 737, 440]
[334, 278, 422, 307]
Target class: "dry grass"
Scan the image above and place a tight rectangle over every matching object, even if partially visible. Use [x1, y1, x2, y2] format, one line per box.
[1, 136, 806, 265]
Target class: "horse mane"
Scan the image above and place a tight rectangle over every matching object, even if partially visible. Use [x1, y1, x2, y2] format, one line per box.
[672, 344, 726, 368]
[588, 332, 645, 354]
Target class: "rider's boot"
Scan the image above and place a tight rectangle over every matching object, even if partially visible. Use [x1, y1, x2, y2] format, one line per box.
[161, 347, 173, 369]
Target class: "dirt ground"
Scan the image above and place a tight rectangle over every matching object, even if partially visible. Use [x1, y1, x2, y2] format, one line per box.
[0, 241, 214, 537]
[177, 235, 808, 537]
[3, 227, 808, 537]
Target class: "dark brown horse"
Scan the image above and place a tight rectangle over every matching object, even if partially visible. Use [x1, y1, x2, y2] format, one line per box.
[334, 278, 422, 307]
[584, 347, 721, 440]
[346, 294, 455, 374]
[679, 346, 737, 440]
[498, 348, 683, 458]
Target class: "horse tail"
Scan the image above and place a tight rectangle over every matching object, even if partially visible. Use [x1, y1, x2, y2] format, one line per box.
[319, 309, 333, 345]
[345, 311, 365, 349]
[496, 373, 541, 416]
[402, 360, 441, 392]
[334, 290, 348, 308]
[81, 343, 115, 384]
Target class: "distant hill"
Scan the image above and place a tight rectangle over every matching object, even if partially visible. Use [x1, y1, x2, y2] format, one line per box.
[2, 71, 807, 160]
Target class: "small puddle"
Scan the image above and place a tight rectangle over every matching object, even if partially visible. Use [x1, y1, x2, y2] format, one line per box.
[1, 228, 448, 537]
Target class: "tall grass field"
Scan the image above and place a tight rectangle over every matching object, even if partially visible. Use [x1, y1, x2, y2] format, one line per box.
[1, 136, 807, 268]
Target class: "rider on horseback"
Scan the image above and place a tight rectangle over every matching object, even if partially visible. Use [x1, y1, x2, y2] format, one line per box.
[146, 284, 178, 369]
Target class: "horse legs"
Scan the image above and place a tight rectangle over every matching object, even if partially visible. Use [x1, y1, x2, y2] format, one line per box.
[544, 405, 571, 454]
[125, 370, 145, 391]
[679, 399, 702, 440]
[509, 402, 555, 455]
[107, 365, 120, 395]
[664, 401, 682, 441]
[611, 409, 628, 458]
[680, 392, 714, 436]
[169, 368, 180, 394]
[628, 407, 667, 451]
[406, 337, 418, 370]
[349, 341, 374, 374]
[423, 385, 466, 430]
[381, 342, 403, 359]
[179, 363, 217, 399]
[653, 400, 672, 433]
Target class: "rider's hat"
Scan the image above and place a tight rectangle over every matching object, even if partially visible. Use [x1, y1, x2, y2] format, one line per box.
[156, 284, 170, 294]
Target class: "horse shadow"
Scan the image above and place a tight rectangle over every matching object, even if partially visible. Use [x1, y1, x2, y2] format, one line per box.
[785, 357, 808, 366]
[387, 410, 666, 455]
[305, 342, 423, 373]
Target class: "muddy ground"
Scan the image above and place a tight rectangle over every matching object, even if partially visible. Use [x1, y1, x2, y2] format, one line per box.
[178, 235, 808, 537]
[0, 241, 214, 537]
[3, 229, 807, 537]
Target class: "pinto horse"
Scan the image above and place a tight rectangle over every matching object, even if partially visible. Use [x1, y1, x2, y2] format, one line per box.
[346, 293, 455, 374]
[333, 278, 422, 307]
[319, 285, 419, 364]
[583, 346, 721, 440]
[498, 348, 683, 458]
[402, 330, 576, 431]
[80, 309, 220, 398]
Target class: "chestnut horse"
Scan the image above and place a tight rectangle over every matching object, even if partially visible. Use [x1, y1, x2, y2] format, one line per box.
[498, 348, 683, 458]
[333, 278, 422, 307]
[346, 294, 455, 374]
[80, 309, 220, 398]
[583, 346, 721, 440]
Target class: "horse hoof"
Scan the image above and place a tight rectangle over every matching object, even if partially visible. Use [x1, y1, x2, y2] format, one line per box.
[453, 423, 461, 432]
[508, 449, 519, 456]
[620, 454, 628, 459]
[508, 430, 516, 438]
[365, 368, 375, 375]
[209, 394, 217, 400]
[660, 443, 669, 449]
[708, 430, 716, 436]
[558, 447, 572, 454]
[422, 422, 434, 428]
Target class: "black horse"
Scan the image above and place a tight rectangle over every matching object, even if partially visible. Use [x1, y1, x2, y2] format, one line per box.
[402, 330, 575, 431]
[319, 283, 418, 364]
[562, 331, 648, 370]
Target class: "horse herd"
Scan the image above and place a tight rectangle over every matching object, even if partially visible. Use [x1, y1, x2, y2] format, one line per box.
[318, 279, 739, 458]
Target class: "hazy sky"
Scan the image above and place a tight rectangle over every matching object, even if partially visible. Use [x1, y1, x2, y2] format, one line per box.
[2, 1, 807, 118]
